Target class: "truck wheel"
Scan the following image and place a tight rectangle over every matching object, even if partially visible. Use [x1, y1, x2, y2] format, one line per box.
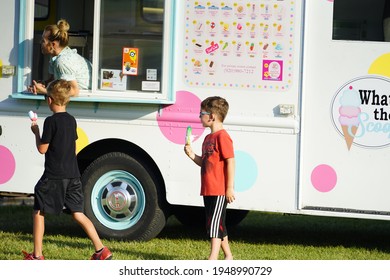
[81, 152, 167, 241]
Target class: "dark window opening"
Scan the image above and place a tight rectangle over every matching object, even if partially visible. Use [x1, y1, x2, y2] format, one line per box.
[333, 0, 390, 42]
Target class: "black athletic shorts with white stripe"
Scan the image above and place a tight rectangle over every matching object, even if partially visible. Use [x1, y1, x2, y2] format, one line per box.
[204, 196, 228, 240]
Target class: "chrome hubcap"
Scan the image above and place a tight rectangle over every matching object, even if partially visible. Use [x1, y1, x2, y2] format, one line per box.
[100, 181, 138, 221]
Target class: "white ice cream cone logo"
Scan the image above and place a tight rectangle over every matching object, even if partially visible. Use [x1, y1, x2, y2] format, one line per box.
[338, 86, 361, 150]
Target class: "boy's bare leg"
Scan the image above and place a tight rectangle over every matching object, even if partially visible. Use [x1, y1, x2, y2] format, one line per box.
[209, 238, 222, 260]
[72, 212, 104, 251]
[33, 210, 45, 257]
[221, 236, 233, 260]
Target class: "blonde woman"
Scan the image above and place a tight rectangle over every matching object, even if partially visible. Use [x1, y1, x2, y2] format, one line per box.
[29, 19, 92, 96]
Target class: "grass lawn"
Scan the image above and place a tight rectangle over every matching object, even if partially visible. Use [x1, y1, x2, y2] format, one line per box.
[1, 203, 390, 260]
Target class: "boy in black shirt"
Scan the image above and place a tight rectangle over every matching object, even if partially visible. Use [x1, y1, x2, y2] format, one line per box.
[23, 79, 112, 260]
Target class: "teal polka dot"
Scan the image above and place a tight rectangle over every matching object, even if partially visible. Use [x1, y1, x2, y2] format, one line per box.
[234, 151, 258, 192]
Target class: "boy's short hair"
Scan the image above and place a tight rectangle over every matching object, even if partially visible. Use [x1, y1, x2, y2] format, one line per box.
[46, 79, 71, 106]
[201, 96, 229, 122]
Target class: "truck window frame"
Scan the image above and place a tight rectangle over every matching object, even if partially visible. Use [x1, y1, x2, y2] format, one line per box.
[332, 0, 387, 42]
[13, 0, 175, 105]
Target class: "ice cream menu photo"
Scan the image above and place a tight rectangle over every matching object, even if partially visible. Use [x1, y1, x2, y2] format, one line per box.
[184, 0, 296, 91]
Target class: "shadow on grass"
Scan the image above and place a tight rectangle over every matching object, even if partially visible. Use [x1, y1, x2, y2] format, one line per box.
[3, 205, 390, 255]
[0, 205, 85, 236]
[159, 212, 390, 254]
[240, 213, 390, 253]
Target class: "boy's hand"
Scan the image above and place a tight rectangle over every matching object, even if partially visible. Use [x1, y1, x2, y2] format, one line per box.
[226, 188, 235, 204]
[31, 123, 40, 135]
[184, 144, 202, 166]
[184, 144, 194, 160]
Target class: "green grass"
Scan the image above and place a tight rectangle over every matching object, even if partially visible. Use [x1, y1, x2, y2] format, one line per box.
[1, 204, 390, 260]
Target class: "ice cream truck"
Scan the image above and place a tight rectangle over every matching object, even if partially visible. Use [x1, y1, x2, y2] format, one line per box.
[1, 0, 390, 240]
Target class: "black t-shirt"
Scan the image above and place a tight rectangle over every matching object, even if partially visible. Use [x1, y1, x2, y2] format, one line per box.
[384, 0, 390, 19]
[41, 112, 81, 179]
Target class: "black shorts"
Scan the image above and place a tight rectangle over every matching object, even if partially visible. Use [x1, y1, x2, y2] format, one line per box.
[33, 176, 84, 215]
[204, 196, 228, 239]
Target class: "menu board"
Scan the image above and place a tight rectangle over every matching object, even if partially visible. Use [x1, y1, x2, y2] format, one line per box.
[184, 0, 296, 91]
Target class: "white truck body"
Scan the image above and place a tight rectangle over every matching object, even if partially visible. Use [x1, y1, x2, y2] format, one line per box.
[1, 0, 389, 240]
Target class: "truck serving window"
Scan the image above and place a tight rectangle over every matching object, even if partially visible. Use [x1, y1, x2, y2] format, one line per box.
[98, 0, 165, 95]
[15, 0, 174, 104]
[333, 0, 388, 42]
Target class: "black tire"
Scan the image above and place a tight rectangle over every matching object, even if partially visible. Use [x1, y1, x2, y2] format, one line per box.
[173, 205, 249, 227]
[81, 152, 167, 241]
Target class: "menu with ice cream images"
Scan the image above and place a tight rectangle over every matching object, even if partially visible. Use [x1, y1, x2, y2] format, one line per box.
[100, 69, 127, 91]
[184, 0, 296, 91]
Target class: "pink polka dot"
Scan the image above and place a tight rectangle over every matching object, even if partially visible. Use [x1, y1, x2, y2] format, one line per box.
[157, 91, 205, 144]
[0, 145, 16, 184]
[311, 164, 337, 192]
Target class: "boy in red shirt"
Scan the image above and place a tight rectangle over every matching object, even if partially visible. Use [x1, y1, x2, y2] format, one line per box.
[184, 96, 235, 260]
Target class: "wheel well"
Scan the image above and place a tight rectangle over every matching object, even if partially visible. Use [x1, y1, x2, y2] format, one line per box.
[77, 138, 166, 199]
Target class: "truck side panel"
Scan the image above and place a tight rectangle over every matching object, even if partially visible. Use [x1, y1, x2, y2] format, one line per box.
[165, 0, 304, 213]
[300, 0, 390, 218]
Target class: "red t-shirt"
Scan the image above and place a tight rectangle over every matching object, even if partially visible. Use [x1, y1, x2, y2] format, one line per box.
[200, 129, 234, 196]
